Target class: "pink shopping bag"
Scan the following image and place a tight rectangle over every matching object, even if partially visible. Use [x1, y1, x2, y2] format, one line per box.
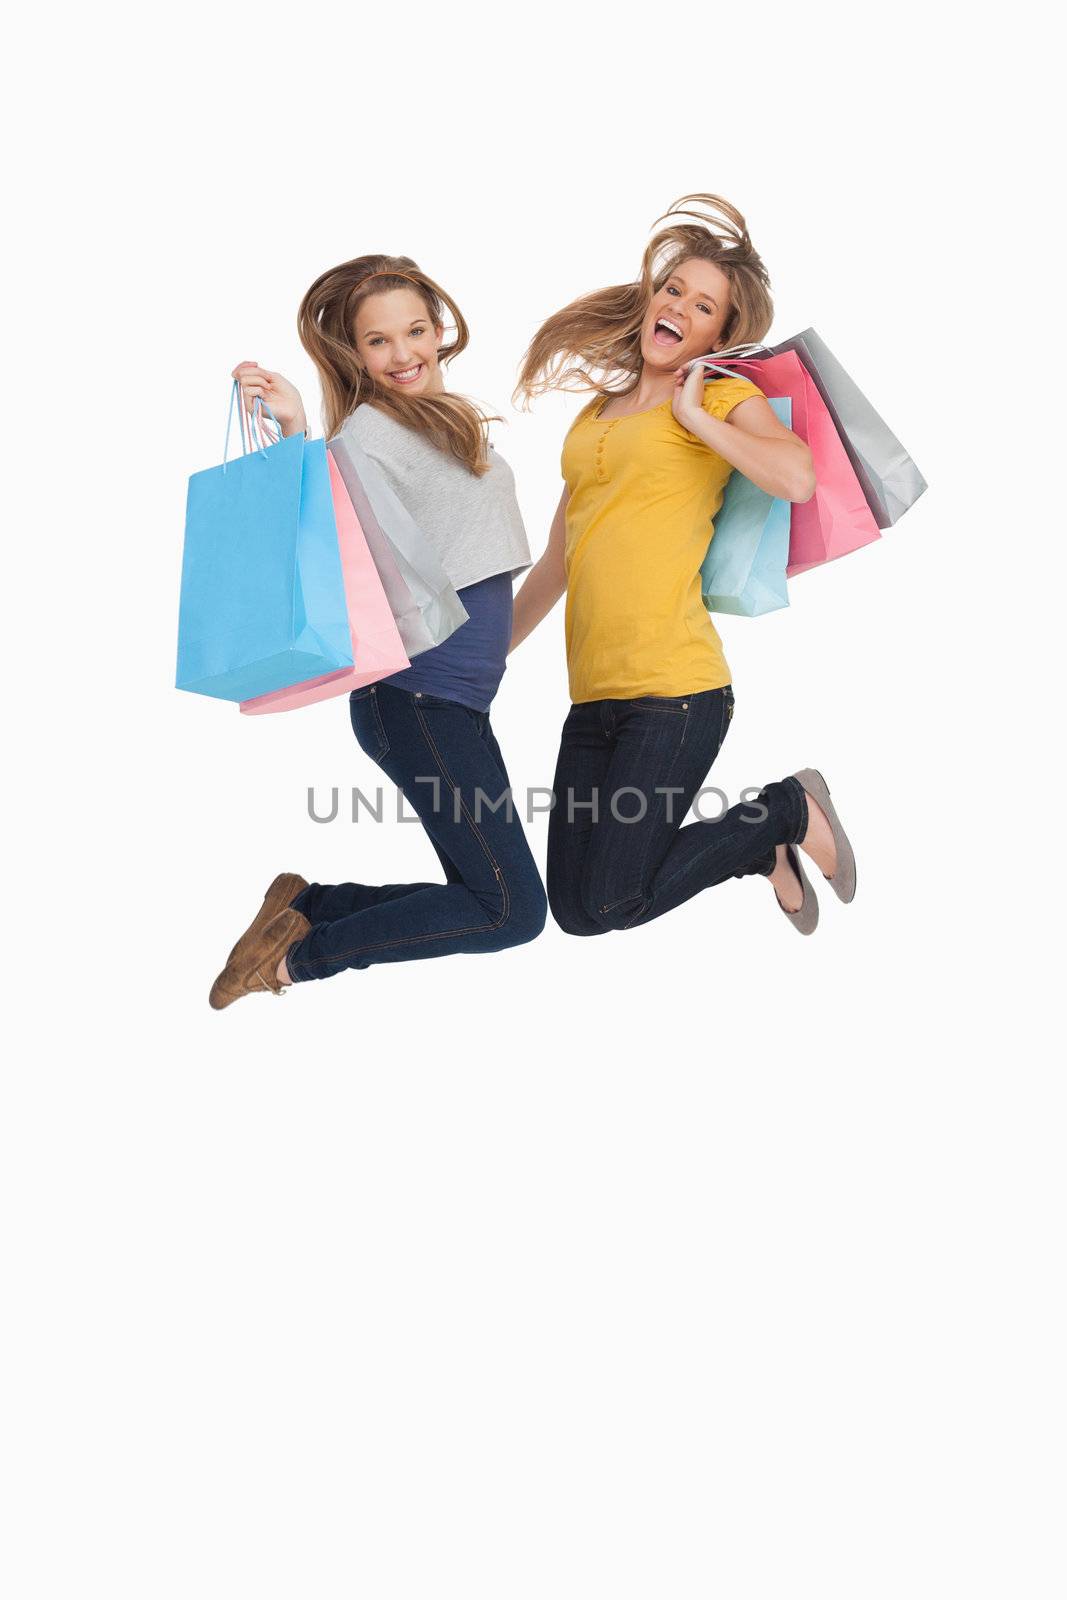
[702, 353, 881, 576]
[239, 452, 410, 714]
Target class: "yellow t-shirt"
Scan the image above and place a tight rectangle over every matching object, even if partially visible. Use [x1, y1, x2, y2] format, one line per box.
[560, 375, 765, 703]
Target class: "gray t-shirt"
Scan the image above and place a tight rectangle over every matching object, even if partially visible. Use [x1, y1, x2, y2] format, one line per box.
[336, 404, 532, 592]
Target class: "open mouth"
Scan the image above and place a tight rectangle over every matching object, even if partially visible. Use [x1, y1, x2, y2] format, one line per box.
[388, 362, 424, 385]
[652, 316, 684, 347]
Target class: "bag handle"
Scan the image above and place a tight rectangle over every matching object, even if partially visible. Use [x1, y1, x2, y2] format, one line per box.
[692, 359, 761, 382]
[223, 378, 284, 471]
[688, 341, 769, 367]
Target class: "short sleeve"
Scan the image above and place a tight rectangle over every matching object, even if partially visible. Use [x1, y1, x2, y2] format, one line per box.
[701, 376, 765, 422]
[561, 397, 601, 480]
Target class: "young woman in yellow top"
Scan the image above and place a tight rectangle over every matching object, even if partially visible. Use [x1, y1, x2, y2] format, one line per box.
[510, 194, 857, 936]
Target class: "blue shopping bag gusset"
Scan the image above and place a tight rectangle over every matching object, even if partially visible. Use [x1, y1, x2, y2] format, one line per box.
[176, 385, 354, 701]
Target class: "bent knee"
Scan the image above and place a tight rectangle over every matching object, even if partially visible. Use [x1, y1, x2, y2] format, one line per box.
[580, 886, 646, 933]
[495, 873, 547, 949]
[547, 886, 607, 938]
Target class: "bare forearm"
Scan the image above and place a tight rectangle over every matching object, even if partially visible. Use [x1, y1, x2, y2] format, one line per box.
[510, 558, 566, 652]
[511, 484, 569, 652]
[681, 409, 815, 501]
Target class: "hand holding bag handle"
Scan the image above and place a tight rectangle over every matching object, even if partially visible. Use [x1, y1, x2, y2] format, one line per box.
[684, 347, 881, 575]
[223, 378, 285, 473]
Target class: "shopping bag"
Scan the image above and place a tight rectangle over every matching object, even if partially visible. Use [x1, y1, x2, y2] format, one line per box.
[697, 355, 881, 576]
[771, 328, 926, 527]
[328, 422, 468, 657]
[239, 452, 411, 714]
[701, 396, 792, 616]
[176, 384, 353, 701]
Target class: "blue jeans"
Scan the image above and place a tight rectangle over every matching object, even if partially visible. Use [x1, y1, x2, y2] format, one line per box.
[546, 687, 809, 936]
[286, 683, 547, 979]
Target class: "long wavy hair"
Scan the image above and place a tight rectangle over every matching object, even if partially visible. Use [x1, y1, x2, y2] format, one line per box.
[514, 194, 775, 405]
[298, 253, 496, 475]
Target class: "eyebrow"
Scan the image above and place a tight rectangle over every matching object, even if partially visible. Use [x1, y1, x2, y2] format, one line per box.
[669, 275, 718, 310]
[362, 320, 428, 337]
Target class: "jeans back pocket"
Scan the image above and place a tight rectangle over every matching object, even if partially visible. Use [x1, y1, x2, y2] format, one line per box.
[349, 686, 390, 761]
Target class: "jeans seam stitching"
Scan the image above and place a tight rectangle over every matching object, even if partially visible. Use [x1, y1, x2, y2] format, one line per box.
[412, 701, 511, 926]
[600, 888, 645, 914]
[371, 696, 390, 758]
[617, 700, 692, 924]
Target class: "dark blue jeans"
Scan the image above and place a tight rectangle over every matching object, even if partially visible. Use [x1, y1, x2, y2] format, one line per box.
[286, 683, 547, 979]
[546, 687, 809, 936]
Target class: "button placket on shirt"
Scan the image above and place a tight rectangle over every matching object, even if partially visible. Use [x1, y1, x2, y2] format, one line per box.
[591, 400, 617, 480]
[594, 417, 618, 484]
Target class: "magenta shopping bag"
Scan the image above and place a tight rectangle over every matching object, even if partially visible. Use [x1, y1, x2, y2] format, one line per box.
[700, 353, 881, 576]
[239, 452, 410, 715]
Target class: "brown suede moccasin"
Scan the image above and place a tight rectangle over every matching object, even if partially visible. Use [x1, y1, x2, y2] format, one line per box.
[209, 907, 312, 1010]
[225, 873, 309, 966]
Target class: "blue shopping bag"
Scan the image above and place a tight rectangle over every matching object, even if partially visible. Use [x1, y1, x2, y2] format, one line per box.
[700, 395, 792, 617]
[176, 383, 353, 700]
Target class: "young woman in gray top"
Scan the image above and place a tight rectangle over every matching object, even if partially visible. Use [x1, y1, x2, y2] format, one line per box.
[209, 257, 547, 1008]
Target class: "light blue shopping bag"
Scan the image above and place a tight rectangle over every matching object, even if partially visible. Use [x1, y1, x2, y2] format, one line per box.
[700, 395, 792, 617]
[176, 383, 354, 701]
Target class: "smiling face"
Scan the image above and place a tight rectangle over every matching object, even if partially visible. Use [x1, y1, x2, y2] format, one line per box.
[640, 258, 733, 373]
[353, 286, 445, 396]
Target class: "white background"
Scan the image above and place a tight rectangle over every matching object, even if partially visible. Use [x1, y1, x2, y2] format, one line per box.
[5, 3, 1063, 1596]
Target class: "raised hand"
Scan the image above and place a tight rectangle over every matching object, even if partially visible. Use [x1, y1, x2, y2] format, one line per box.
[670, 359, 707, 430]
[231, 361, 308, 437]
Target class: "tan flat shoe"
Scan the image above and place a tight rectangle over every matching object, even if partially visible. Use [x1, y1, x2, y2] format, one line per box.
[209, 907, 312, 1010]
[792, 769, 857, 904]
[774, 843, 819, 935]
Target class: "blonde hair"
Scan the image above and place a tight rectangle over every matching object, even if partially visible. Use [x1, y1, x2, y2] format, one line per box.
[514, 194, 774, 404]
[298, 254, 496, 475]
